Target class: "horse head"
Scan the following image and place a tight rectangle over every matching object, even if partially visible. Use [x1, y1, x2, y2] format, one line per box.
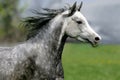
[62, 2, 101, 46]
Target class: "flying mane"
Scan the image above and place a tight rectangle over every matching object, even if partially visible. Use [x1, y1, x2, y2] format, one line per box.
[23, 8, 70, 40]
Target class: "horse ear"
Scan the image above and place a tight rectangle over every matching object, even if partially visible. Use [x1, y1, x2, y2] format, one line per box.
[78, 1, 83, 11]
[68, 2, 77, 16]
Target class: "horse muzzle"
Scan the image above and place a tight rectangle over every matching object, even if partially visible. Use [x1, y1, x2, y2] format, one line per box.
[88, 36, 101, 47]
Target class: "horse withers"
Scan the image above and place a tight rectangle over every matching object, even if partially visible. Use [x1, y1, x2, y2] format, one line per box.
[0, 2, 101, 80]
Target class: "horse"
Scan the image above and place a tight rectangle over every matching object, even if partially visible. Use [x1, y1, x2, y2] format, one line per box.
[0, 2, 101, 80]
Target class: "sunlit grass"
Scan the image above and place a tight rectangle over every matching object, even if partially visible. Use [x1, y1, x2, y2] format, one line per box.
[62, 43, 120, 80]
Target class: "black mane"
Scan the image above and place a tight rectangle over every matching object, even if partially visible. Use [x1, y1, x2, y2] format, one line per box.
[23, 8, 66, 40]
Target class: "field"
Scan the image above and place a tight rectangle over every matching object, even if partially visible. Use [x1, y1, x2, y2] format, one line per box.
[62, 43, 120, 80]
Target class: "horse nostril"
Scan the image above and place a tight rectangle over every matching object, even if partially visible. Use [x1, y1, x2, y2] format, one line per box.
[95, 37, 100, 41]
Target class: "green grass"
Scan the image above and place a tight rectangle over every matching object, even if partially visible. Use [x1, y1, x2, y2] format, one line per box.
[62, 43, 120, 80]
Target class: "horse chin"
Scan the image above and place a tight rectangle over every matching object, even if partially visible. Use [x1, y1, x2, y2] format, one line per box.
[77, 37, 99, 47]
[88, 40, 99, 47]
[79, 38, 98, 47]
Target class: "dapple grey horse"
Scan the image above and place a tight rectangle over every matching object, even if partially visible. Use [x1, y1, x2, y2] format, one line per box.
[0, 2, 101, 80]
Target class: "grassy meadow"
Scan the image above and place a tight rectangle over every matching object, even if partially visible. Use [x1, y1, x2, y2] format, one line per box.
[62, 43, 120, 80]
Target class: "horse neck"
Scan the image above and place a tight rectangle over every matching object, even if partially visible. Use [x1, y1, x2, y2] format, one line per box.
[28, 15, 67, 59]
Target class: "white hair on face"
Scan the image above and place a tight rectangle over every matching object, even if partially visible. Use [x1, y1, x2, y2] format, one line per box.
[64, 10, 101, 45]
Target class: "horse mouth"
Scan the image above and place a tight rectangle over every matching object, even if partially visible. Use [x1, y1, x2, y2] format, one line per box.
[89, 41, 99, 47]
[91, 41, 99, 47]
[77, 37, 99, 47]
[86, 39, 99, 47]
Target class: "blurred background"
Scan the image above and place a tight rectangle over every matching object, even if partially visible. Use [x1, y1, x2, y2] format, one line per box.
[0, 0, 120, 80]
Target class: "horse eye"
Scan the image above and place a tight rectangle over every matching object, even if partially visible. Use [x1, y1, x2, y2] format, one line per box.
[76, 21, 82, 24]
